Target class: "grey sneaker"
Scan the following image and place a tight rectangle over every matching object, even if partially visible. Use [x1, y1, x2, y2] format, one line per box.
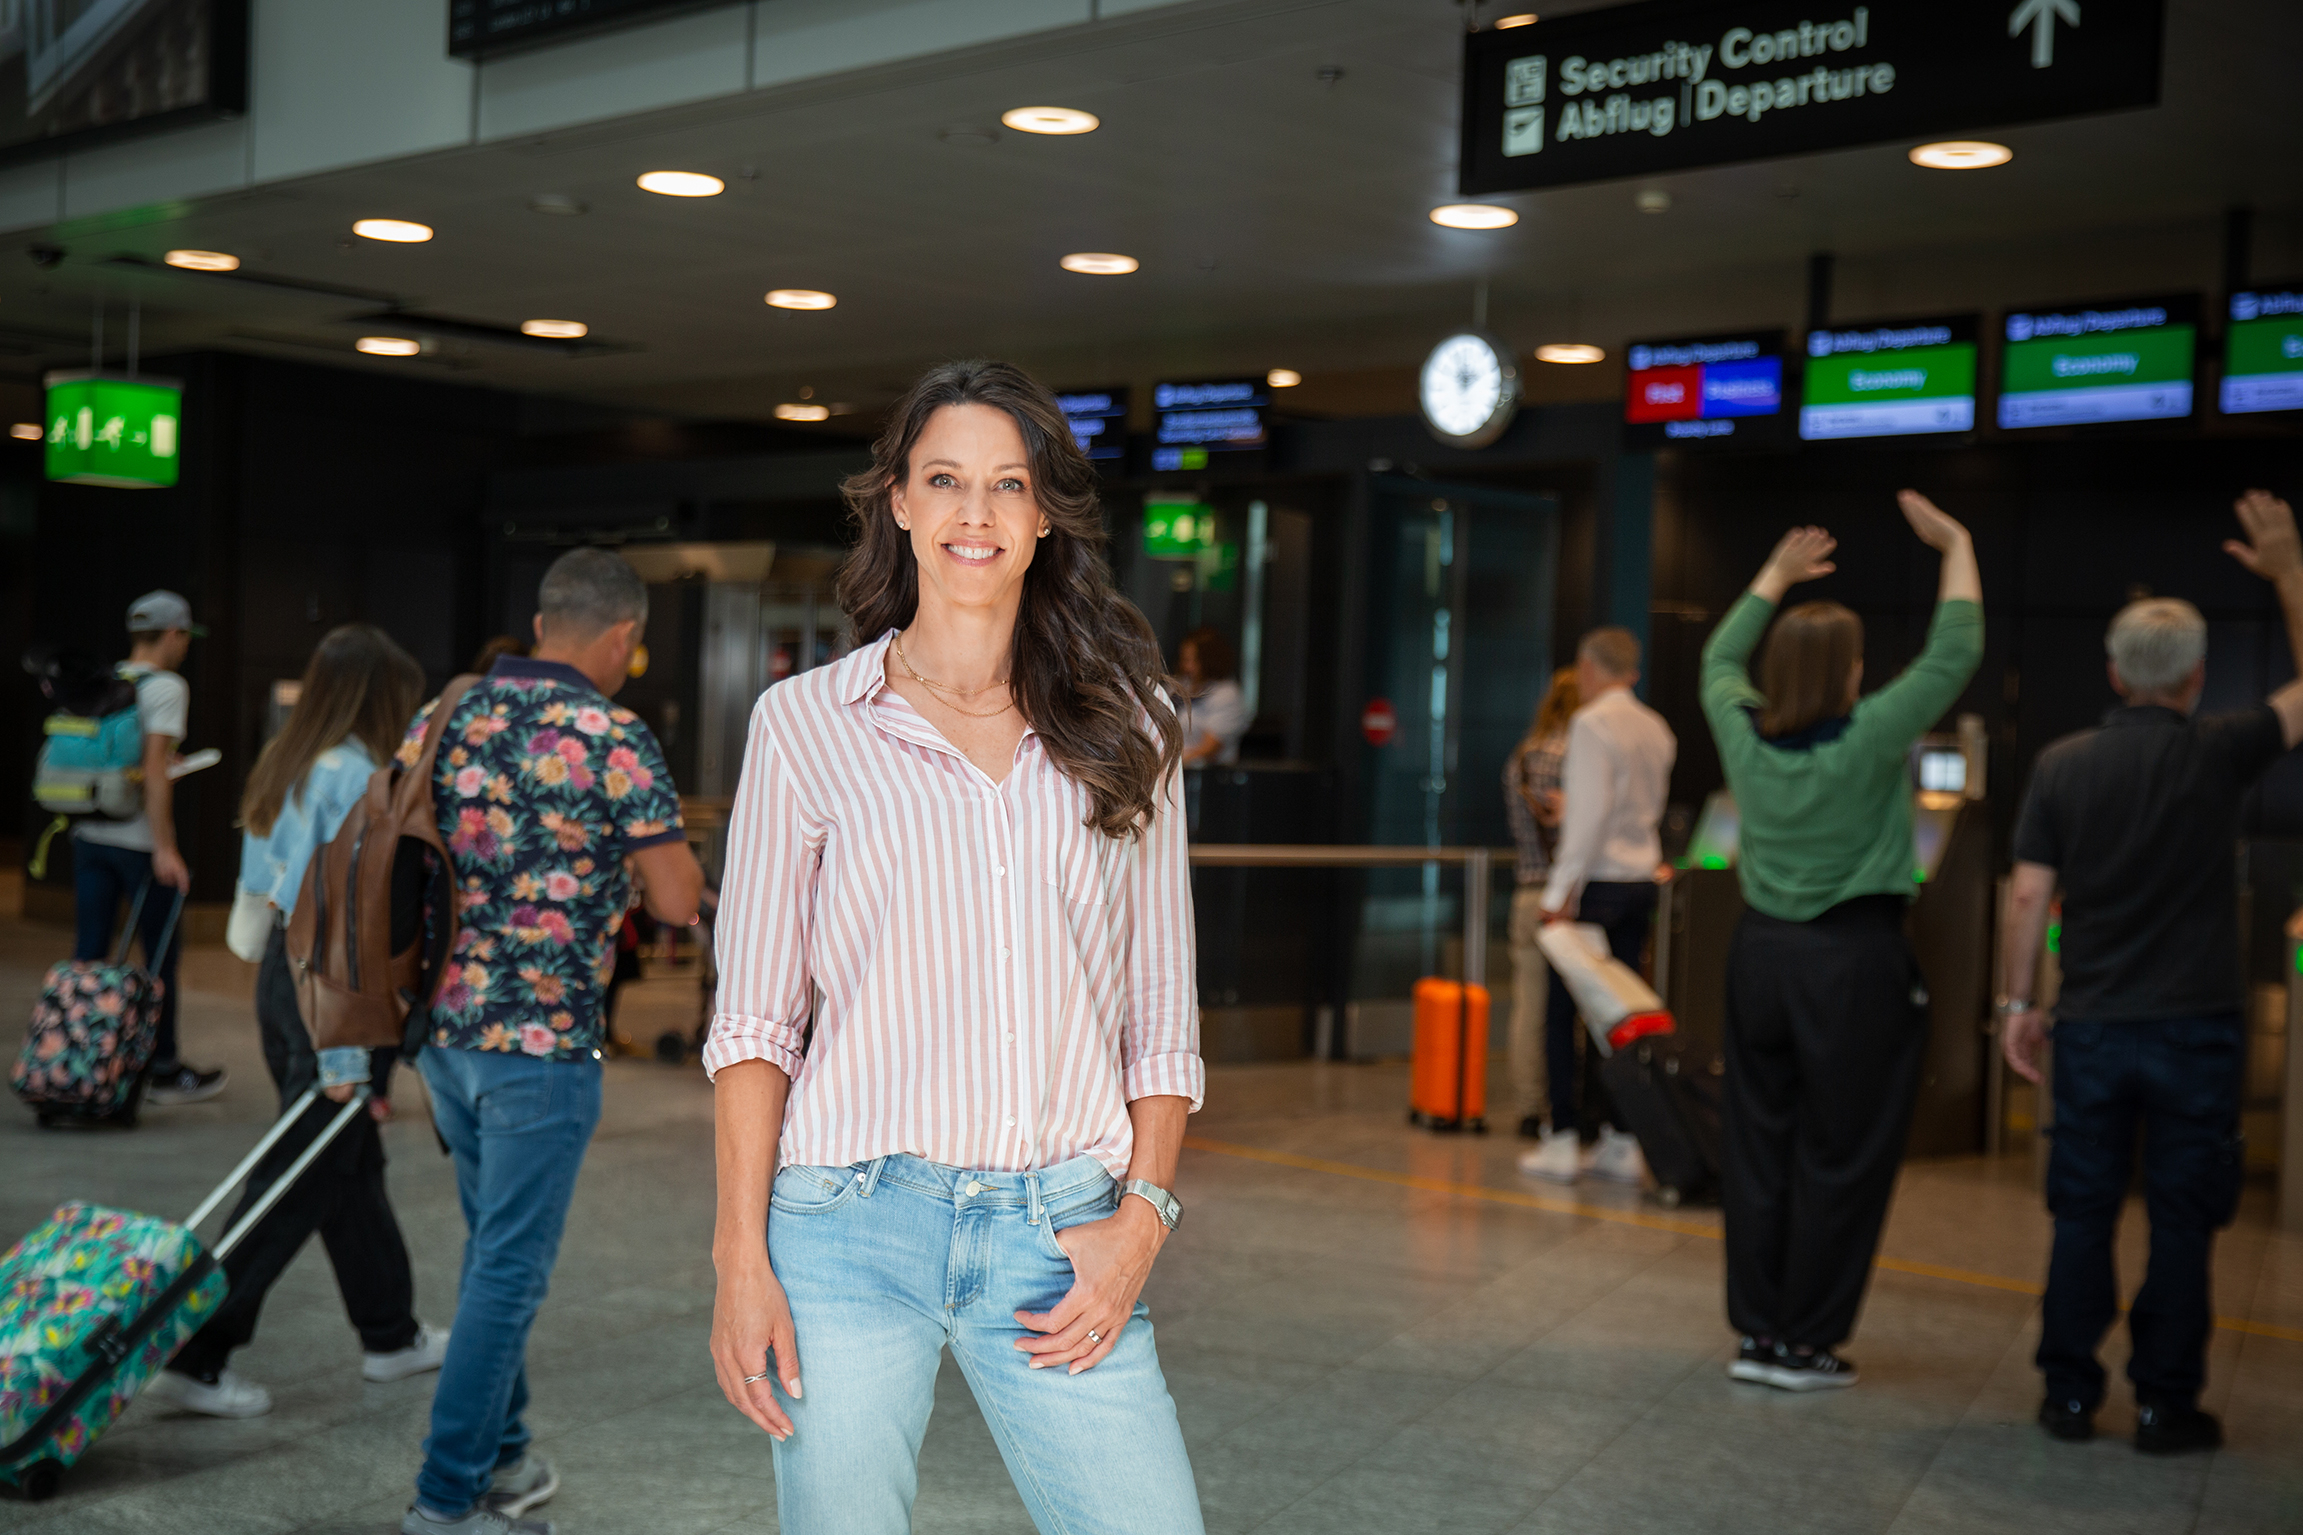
[483, 1455, 560, 1518]
[400, 1504, 553, 1535]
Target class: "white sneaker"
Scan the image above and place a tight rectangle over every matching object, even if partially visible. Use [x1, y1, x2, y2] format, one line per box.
[365, 1322, 451, 1382]
[145, 1367, 272, 1418]
[1517, 1128, 1583, 1183]
[1587, 1126, 1648, 1186]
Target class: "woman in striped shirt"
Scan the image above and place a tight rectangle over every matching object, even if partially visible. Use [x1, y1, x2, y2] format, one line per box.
[704, 361, 1207, 1534]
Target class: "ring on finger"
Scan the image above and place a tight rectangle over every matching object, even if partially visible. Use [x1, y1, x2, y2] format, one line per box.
[1087, 1329, 1102, 1344]
[743, 1371, 773, 1384]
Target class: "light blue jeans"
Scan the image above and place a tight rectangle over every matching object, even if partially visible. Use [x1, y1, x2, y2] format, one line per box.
[413, 1046, 602, 1517]
[766, 1153, 1204, 1535]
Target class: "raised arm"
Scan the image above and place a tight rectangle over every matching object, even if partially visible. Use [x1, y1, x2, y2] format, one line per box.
[1901, 489, 1981, 605]
[2224, 489, 2303, 748]
[1701, 526, 1838, 741]
[1847, 492, 1985, 748]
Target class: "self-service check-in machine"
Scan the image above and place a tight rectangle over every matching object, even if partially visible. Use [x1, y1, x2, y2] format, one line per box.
[1654, 719, 1996, 1155]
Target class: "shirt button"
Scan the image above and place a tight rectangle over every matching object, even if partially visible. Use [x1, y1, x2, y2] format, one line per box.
[1005, 1116, 1016, 1127]
[1005, 1032, 1015, 1042]
[994, 865, 1006, 877]
[999, 947, 1011, 959]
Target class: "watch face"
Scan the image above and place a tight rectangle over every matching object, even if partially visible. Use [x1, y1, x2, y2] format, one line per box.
[1420, 331, 1520, 446]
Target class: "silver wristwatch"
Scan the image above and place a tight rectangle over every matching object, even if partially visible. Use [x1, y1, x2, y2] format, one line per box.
[1123, 1179, 1182, 1230]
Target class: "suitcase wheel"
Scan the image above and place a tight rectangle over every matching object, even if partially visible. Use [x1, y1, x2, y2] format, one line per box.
[1466, 1118, 1488, 1136]
[9, 1459, 64, 1501]
[1655, 1185, 1684, 1210]
[1407, 1110, 1424, 1127]
[654, 1030, 688, 1066]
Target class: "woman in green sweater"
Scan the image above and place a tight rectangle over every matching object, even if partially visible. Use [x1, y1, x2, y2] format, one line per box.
[1699, 489, 1983, 1393]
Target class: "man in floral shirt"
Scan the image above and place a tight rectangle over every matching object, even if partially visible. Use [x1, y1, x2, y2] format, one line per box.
[399, 549, 702, 1535]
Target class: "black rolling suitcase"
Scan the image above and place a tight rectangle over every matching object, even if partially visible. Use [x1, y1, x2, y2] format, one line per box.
[1601, 1036, 1723, 1209]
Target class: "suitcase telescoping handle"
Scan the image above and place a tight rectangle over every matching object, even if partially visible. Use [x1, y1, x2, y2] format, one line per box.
[183, 1087, 371, 1260]
[112, 880, 188, 971]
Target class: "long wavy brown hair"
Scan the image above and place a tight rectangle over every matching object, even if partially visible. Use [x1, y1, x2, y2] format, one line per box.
[240, 624, 424, 836]
[838, 360, 1182, 838]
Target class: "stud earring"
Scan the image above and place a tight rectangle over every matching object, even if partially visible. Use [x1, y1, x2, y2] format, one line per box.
[1038, 526, 1050, 538]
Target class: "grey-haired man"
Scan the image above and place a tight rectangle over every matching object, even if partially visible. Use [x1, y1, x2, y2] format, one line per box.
[2002, 490, 2303, 1454]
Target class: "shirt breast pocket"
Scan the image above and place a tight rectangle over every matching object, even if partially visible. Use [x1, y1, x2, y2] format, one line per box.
[1043, 823, 1112, 906]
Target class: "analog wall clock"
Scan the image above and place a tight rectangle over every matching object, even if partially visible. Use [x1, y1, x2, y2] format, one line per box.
[1418, 330, 1521, 448]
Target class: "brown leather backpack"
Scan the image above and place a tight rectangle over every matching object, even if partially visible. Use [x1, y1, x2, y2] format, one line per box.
[284, 675, 482, 1052]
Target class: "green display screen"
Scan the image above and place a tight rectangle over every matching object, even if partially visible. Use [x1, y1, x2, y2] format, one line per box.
[2221, 286, 2303, 416]
[1997, 297, 2197, 429]
[1799, 317, 1978, 440]
[44, 374, 183, 488]
[1143, 497, 1216, 557]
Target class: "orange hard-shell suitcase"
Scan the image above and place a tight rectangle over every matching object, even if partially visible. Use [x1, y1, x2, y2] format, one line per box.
[1408, 976, 1489, 1132]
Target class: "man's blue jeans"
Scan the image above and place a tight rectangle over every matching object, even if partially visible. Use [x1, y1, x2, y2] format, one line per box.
[2038, 1014, 2245, 1411]
[72, 840, 182, 1068]
[765, 1153, 1204, 1535]
[414, 1046, 602, 1516]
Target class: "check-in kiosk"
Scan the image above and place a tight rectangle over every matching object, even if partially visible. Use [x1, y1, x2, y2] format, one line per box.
[1654, 722, 1997, 1154]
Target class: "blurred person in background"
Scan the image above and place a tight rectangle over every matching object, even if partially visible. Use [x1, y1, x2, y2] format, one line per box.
[469, 634, 527, 673]
[1699, 491, 1982, 1393]
[152, 624, 447, 1420]
[1176, 626, 1247, 768]
[2001, 490, 2303, 1454]
[1521, 629, 1675, 1185]
[1503, 667, 1577, 1140]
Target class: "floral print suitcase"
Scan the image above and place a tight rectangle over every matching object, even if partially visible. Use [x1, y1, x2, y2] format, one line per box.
[9, 960, 163, 1122]
[0, 1203, 225, 1500]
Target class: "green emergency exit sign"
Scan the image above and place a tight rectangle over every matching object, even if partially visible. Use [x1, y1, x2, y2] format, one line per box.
[1143, 497, 1217, 557]
[44, 373, 183, 488]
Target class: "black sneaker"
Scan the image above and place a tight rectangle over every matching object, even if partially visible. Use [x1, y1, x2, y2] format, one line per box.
[2134, 1401, 2221, 1455]
[1729, 1335, 1775, 1384]
[146, 1064, 227, 1105]
[2038, 1396, 2095, 1442]
[1759, 1344, 1859, 1392]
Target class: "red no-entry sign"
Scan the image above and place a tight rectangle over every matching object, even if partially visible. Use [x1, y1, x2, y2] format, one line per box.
[1361, 698, 1398, 747]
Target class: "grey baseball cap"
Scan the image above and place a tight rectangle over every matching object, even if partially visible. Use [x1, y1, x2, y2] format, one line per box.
[125, 590, 207, 636]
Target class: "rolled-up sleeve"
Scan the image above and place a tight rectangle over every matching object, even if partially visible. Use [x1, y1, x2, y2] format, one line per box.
[701, 702, 819, 1083]
[1119, 765, 1205, 1111]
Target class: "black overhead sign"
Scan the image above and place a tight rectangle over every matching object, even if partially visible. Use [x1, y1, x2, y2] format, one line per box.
[449, 0, 737, 59]
[1460, 0, 2163, 195]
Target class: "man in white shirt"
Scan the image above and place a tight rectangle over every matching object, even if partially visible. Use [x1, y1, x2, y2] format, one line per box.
[1521, 627, 1677, 1184]
[73, 591, 226, 1105]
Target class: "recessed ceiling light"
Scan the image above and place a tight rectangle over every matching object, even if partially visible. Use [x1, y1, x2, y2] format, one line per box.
[1267, 369, 1303, 388]
[352, 219, 433, 243]
[1430, 203, 1518, 229]
[765, 289, 837, 310]
[1060, 252, 1138, 275]
[356, 336, 422, 356]
[529, 193, 588, 215]
[164, 248, 239, 271]
[637, 170, 725, 197]
[1536, 343, 1606, 364]
[775, 403, 831, 422]
[1001, 106, 1099, 135]
[1908, 140, 2012, 170]
[1496, 13, 1538, 27]
[520, 319, 588, 339]
[1635, 188, 1672, 214]
[9, 422, 42, 440]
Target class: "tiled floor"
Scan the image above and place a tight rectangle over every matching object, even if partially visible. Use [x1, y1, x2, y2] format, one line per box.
[3, 923, 2298, 1533]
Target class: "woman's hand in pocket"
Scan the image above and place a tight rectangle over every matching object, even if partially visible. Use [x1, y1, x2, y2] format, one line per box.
[711, 1250, 801, 1439]
[1015, 1197, 1164, 1375]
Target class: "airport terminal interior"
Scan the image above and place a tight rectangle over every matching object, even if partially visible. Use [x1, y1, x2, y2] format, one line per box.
[1, 1, 2300, 1532]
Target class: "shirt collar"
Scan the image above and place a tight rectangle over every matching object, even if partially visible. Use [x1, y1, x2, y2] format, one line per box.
[490, 655, 599, 693]
[836, 630, 899, 706]
[2105, 704, 2189, 728]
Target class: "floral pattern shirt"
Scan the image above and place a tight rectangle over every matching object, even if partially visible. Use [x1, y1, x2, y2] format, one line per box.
[398, 656, 685, 1060]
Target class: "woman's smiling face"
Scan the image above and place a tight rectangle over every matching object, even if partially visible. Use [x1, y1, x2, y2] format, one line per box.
[891, 402, 1046, 614]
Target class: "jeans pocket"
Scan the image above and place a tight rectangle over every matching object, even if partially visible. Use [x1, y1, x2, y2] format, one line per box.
[1035, 1181, 1117, 1264]
[479, 1070, 555, 1133]
[770, 1164, 863, 1216]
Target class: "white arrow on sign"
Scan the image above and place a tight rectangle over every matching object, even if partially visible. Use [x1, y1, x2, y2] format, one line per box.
[2009, 0, 2080, 68]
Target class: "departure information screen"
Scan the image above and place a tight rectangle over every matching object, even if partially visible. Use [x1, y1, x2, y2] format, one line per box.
[2222, 286, 2303, 416]
[1623, 330, 1786, 447]
[1056, 386, 1129, 462]
[1997, 296, 2198, 429]
[1800, 316, 1978, 440]
[1151, 378, 1269, 471]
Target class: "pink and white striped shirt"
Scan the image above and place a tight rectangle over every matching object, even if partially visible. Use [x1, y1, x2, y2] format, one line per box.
[702, 630, 1205, 1176]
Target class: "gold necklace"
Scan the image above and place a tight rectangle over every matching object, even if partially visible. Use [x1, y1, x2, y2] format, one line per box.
[894, 637, 1016, 718]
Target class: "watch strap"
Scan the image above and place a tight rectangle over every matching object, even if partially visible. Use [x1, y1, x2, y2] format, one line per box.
[1123, 1178, 1181, 1229]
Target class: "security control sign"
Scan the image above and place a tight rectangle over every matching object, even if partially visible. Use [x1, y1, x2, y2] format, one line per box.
[1461, 0, 2164, 194]
[43, 373, 183, 489]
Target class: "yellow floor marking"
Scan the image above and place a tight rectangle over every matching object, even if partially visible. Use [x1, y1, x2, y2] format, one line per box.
[1182, 1134, 2303, 1346]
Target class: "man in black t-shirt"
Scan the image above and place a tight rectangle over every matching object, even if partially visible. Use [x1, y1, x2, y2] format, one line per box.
[2001, 489, 2303, 1456]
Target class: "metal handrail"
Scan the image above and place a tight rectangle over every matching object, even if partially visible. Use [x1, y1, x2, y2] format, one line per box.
[1184, 844, 1507, 987]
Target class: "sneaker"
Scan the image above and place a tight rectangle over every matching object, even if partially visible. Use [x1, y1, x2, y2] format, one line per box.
[401, 1505, 553, 1535]
[2134, 1400, 2222, 1455]
[1729, 1335, 1776, 1384]
[1586, 1125, 1648, 1186]
[365, 1322, 451, 1383]
[2038, 1396, 2095, 1442]
[1516, 1114, 1545, 1139]
[145, 1064, 227, 1105]
[1517, 1127, 1582, 1183]
[144, 1367, 272, 1418]
[483, 1455, 560, 1518]
[1757, 1345, 1859, 1392]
